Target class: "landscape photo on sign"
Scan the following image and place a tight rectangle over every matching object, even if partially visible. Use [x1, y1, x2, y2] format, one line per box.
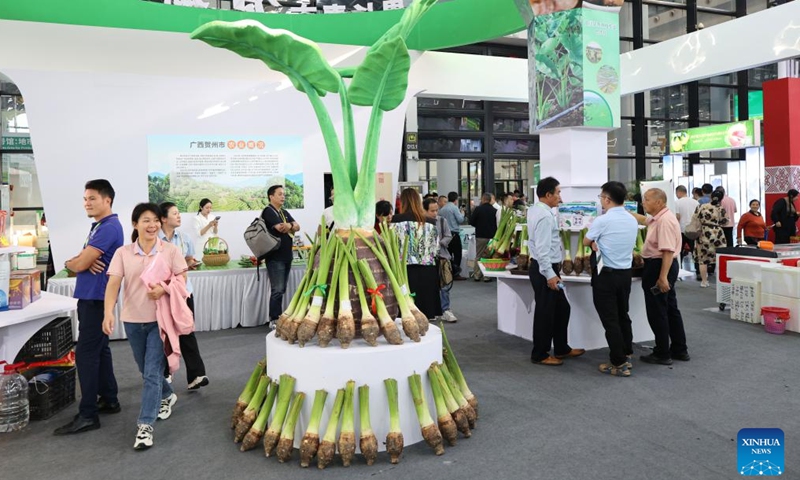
[147, 135, 304, 212]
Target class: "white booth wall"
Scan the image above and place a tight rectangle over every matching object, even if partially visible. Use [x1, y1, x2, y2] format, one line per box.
[0, 20, 527, 267]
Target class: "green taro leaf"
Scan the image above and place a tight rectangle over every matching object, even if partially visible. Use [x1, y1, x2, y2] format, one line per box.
[348, 37, 411, 112]
[191, 20, 340, 96]
[535, 53, 558, 79]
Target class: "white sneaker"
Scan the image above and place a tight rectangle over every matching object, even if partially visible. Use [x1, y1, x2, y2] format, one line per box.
[165, 374, 173, 384]
[187, 376, 209, 391]
[442, 310, 458, 323]
[157, 393, 177, 420]
[134, 424, 154, 450]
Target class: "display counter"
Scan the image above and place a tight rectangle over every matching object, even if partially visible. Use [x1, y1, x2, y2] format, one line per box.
[0, 292, 77, 362]
[266, 326, 442, 452]
[46, 262, 306, 340]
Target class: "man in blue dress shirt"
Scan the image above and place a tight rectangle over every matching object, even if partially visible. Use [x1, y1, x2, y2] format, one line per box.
[527, 177, 584, 366]
[584, 181, 639, 377]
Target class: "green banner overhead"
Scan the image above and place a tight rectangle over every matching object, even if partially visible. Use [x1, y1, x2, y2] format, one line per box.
[0, 0, 525, 51]
[669, 120, 762, 154]
[530, 6, 620, 131]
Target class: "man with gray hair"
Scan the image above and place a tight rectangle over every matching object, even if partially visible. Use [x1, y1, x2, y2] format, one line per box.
[631, 188, 689, 366]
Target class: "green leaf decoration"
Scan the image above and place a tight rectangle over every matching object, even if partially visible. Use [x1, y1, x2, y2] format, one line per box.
[191, 20, 340, 96]
[348, 37, 411, 112]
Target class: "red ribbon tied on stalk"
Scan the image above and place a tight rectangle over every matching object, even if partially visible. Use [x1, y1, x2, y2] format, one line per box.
[366, 284, 386, 315]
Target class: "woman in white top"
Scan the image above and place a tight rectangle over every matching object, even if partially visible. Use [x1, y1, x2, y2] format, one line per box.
[194, 198, 218, 255]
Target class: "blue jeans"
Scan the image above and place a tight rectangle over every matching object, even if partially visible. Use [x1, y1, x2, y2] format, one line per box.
[440, 286, 451, 312]
[267, 259, 292, 321]
[124, 322, 173, 426]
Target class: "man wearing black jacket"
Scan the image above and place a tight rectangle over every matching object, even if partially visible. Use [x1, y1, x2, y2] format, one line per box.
[470, 192, 498, 282]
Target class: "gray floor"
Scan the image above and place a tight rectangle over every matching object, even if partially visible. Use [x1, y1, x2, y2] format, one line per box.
[2, 277, 799, 480]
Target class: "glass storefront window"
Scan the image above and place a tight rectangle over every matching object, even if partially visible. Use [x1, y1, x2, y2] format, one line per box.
[493, 139, 537, 154]
[749, 64, 777, 87]
[647, 84, 689, 119]
[1, 153, 42, 209]
[418, 137, 483, 153]
[699, 85, 736, 122]
[608, 157, 637, 189]
[1, 95, 28, 135]
[697, 11, 736, 29]
[643, 4, 687, 42]
[418, 116, 483, 131]
[492, 118, 530, 133]
[608, 118, 635, 157]
[417, 160, 438, 193]
[493, 159, 535, 199]
[417, 98, 484, 110]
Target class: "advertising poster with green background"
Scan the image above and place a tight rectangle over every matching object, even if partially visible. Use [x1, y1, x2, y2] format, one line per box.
[530, 7, 620, 130]
[669, 120, 761, 154]
[581, 8, 620, 128]
[147, 135, 304, 212]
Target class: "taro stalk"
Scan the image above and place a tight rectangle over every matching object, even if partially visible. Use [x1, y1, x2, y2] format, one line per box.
[346, 241, 380, 346]
[440, 363, 477, 429]
[299, 389, 328, 468]
[277, 236, 319, 339]
[383, 378, 404, 464]
[231, 359, 265, 429]
[358, 384, 378, 466]
[233, 374, 270, 443]
[427, 365, 458, 446]
[264, 374, 296, 457]
[316, 240, 341, 348]
[317, 388, 346, 470]
[440, 323, 478, 417]
[431, 364, 470, 438]
[241, 379, 279, 452]
[355, 230, 421, 342]
[408, 372, 444, 455]
[297, 218, 337, 347]
[338, 380, 357, 467]
[277, 392, 306, 463]
[191, 0, 439, 231]
[336, 245, 357, 348]
[352, 256, 404, 345]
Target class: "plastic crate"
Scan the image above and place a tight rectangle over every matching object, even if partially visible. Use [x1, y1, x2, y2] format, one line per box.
[23, 366, 76, 420]
[15, 317, 74, 363]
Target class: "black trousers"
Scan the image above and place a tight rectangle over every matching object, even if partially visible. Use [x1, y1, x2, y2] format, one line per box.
[641, 258, 688, 359]
[164, 295, 206, 382]
[722, 227, 734, 250]
[592, 268, 633, 366]
[448, 232, 463, 277]
[744, 236, 761, 246]
[529, 260, 571, 361]
[76, 300, 118, 419]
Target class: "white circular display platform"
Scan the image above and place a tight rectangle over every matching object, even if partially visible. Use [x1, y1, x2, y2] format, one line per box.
[266, 325, 443, 452]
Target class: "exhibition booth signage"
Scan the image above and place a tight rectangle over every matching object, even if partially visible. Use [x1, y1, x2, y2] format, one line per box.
[527, 5, 621, 130]
[1, 136, 31, 150]
[669, 119, 762, 154]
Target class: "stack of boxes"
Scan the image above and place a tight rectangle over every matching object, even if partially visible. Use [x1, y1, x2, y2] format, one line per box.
[728, 260, 800, 332]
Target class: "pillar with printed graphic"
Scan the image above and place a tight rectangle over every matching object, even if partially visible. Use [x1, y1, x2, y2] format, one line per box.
[515, 0, 623, 202]
[763, 78, 800, 241]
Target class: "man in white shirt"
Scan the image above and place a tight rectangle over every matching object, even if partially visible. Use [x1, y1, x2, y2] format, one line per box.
[675, 186, 699, 278]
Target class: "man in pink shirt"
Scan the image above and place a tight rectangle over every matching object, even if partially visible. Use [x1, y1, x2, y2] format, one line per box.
[716, 187, 737, 249]
[631, 188, 689, 366]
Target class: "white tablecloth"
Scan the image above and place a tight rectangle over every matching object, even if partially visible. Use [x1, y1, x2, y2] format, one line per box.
[46, 265, 305, 340]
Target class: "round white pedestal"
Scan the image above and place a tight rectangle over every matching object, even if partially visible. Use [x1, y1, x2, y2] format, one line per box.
[266, 326, 443, 452]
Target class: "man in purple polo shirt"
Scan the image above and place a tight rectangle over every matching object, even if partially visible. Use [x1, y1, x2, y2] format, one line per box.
[54, 179, 124, 435]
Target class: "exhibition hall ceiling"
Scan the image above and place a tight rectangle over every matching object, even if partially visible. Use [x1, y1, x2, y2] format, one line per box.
[0, 0, 525, 51]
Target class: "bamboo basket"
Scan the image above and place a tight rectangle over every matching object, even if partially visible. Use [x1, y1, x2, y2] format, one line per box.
[202, 237, 230, 267]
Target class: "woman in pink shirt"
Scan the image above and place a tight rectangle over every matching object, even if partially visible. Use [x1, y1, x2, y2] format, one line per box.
[102, 203, 188, 450]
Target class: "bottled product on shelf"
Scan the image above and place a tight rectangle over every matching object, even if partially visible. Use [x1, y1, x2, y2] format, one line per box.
[0, 362, 29, 433]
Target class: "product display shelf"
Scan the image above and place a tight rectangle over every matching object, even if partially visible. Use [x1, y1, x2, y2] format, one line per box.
[266, 326, 443, 452]
[0, 291, 77, 363]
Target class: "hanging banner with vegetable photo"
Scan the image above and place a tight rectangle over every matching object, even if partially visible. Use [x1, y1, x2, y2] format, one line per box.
[523, 2, 622, 131]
